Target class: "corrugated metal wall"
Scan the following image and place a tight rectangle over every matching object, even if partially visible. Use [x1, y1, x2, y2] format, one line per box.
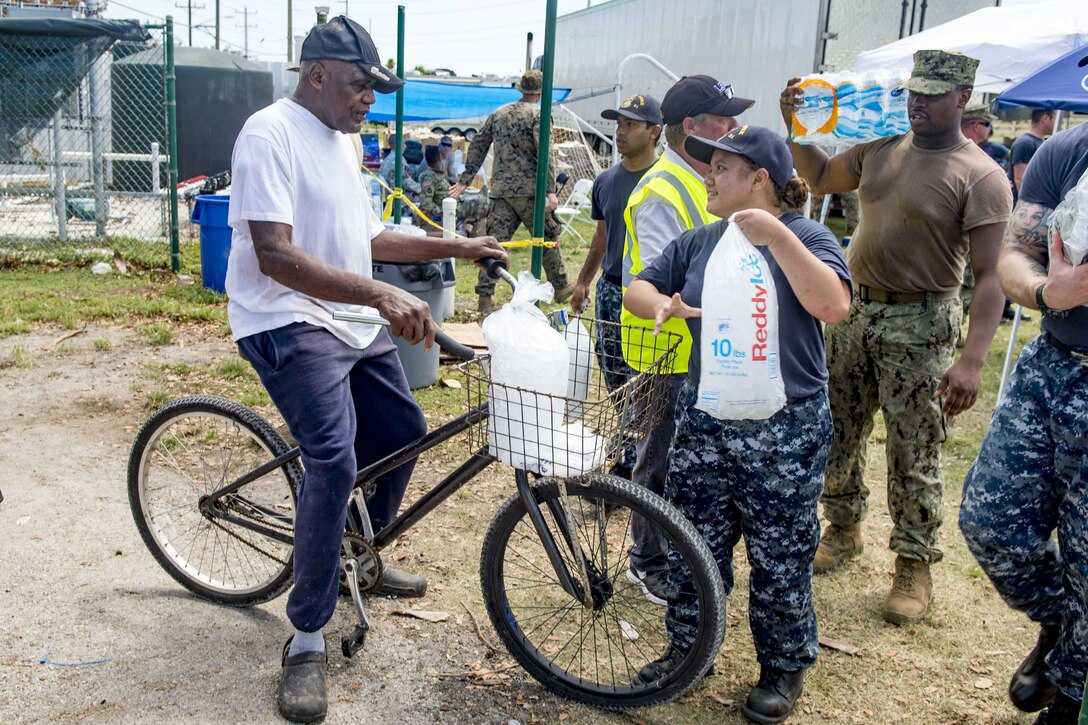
[554, 0, 824, 133]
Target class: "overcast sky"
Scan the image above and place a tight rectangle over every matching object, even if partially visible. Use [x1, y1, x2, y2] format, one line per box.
[104, 0, 597, 76]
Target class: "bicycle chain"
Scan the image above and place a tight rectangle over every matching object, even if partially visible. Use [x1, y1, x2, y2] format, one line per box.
[340, 531, 383, 595]
[208, 497, 293, 566]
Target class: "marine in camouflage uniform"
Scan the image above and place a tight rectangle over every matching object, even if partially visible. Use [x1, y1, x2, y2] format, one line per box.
[456, 70, 568, 299]
[416, 163, 450, 222]
[665, 382, 831, 671]
[785, 51, 1012, 626]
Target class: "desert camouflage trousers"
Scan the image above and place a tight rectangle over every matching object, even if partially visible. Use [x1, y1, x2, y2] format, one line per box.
[960, 335, 1088, 702]
[665, 382, 830, 671]
[822, 297, 962, 563]
[475, 195, 568, 296]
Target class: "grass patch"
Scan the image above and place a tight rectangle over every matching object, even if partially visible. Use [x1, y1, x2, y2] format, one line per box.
[2, 343, 33, 368]
[213, 358, 253, 380]
[140, 323, 175, 346]
[54, 343, 76, 355]
[92, 337, 112, 351]
[143, 389, 172, 411]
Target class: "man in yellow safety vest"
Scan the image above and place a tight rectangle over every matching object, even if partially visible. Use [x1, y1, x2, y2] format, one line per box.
[619, 75, 753, 603]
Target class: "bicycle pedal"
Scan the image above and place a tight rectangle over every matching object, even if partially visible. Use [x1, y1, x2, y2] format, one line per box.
[341, 624, 368, 658]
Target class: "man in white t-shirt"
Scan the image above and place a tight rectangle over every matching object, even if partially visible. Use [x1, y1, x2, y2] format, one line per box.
[225, 16, 505, 723]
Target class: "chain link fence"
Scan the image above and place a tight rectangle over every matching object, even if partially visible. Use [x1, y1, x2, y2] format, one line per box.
[0, 19, 179, 268]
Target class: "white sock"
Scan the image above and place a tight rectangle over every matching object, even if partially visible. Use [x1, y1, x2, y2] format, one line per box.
[288, 628, 325, 657]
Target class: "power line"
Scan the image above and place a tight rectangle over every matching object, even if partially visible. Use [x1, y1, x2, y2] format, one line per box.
[175, 0, 207, 45]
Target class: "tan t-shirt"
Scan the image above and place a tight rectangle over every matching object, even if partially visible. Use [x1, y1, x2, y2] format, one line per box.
[843, 134, 1012, 293]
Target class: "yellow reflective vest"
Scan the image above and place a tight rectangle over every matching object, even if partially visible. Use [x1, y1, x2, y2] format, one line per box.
[620, 152, 718, 373]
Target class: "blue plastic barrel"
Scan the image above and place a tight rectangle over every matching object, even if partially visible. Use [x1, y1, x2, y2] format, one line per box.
[191, 194, 232, 294]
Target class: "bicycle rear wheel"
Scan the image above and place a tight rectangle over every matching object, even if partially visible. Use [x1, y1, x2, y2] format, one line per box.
[128, 395, 300, 606]
[479, 473, 725, 711]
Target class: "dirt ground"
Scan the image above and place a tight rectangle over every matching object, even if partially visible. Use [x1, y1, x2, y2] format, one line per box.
[0, 324, 1045, 724]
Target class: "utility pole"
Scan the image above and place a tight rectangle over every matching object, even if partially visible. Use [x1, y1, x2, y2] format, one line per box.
[175, 0, 205, 45]
[215, 0, 220, 49]
[287, 0, 293, 63]
[343, 1, 349, 15]
[237, 7, 257, 59]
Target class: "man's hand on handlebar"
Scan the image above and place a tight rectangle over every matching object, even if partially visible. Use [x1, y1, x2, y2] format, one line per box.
[375, 286, 437, 351]
[455, 236, 509, 268]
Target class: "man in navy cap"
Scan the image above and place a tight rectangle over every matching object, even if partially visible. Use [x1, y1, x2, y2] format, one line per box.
[224, 15, 504, 722]
[571, 92, 662, 427]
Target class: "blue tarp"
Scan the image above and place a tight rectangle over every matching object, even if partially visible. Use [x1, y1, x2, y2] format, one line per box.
[367, 79, 570, 122]
[995, 44, 1088, 113]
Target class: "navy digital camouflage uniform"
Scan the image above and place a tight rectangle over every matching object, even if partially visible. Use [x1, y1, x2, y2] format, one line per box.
[458, 82, 568, 297]
[594, 275, 637, 473]
[665, 381, 831, 670]
[959, 337, 1088, 702]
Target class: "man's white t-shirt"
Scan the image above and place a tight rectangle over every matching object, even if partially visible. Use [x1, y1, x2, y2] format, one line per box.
[226, 97, 383, 350]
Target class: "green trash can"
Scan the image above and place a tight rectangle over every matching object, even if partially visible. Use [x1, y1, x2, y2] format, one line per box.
[372, 259, 456, 389]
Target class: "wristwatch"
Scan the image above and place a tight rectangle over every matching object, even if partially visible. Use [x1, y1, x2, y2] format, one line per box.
[1035, 283, 1070, 319]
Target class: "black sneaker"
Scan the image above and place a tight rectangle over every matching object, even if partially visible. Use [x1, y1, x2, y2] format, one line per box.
[626, 566, 668, 606]
[741, 666, 805, 724]
[278, 638, 327, 723]
[375, 567, 427, 598]
[1033, 691, 1081, 725]
[634, 644, 713, 685]
[1011, 623, 1060, 712]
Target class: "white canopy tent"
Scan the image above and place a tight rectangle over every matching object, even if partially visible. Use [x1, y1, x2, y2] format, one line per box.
[855, 0, 1088, 93]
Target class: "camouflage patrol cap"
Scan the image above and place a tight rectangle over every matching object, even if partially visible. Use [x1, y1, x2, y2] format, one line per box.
[900, 49, 979, 95]
[516, 70, 543, 93]
[961, 102, 996, 122]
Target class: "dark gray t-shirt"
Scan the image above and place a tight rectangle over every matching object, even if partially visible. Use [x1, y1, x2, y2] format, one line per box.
[1009, 133, 1045, 182]
[1018, 122, 1088, 348]
[591, 161, 652, 280]
[637, 213, 852, 402]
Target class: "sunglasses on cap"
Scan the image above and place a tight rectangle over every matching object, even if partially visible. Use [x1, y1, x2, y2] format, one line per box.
[973, 119, 991, 127]
[440, 141, 452, 147]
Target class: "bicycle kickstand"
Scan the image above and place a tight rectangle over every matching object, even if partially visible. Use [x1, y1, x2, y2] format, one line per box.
[341, 559, 371, 658]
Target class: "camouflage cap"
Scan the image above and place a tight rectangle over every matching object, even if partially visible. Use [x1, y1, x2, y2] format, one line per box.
[516, 70, 543, 93]
[900, 49, 979, 95]
[961, 102, 996, 122]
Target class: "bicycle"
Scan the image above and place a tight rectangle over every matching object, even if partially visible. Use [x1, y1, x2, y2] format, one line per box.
[126, 260, 726, 711]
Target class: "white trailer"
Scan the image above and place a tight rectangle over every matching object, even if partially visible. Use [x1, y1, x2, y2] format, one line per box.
[554, 0, 998, 137]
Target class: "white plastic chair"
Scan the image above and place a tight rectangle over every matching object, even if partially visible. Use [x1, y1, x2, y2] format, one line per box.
[554, 178, 594, 246]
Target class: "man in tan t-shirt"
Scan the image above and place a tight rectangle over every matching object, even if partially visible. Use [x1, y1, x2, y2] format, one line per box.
[779, 50, 1012, 625]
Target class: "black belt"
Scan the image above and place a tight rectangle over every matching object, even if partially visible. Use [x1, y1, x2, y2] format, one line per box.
[855, 284, 959, 304]
[1044, 331, 1088, 363]
[603, 273, 622, 287]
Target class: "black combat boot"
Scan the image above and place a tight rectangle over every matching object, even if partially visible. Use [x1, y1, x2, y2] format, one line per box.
[741, 666, 805, 724]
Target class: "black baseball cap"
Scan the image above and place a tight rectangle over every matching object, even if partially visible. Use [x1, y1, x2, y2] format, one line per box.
[661, 75, 754, 125]
[685, 125, 794, 190]
[439, 135, 453, 147]
[298, 16, 403, 94]
[601, 94, 663, 125]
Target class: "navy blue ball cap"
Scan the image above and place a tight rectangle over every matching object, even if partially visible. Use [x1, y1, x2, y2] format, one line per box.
[601, 94, 663, 125]
[685, 125, 794, 190]
[299, 15, 403, 94]
[661, 75, 753, 125]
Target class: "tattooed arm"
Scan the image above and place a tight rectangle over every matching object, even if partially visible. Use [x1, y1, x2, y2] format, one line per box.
[997, 200, 1052, 308]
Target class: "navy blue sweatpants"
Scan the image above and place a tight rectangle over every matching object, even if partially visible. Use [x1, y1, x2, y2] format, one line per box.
[238, 323, 427, 633]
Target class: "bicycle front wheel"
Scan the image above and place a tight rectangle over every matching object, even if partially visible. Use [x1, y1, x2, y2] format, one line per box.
[128, 395, 300, 606]
[479, 473, 725, 711]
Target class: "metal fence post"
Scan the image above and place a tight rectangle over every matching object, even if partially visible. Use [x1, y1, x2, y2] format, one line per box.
[165, 17, 181, 272]
[88, 52, 107, 237]
[51, 111, 68, 242]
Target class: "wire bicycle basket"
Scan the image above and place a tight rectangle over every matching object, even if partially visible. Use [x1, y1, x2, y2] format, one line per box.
[459, 316, 682, 477]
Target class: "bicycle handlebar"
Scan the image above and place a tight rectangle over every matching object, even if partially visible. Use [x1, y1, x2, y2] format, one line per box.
[331, 310, 477, 362]
[330, 257, 512, 363]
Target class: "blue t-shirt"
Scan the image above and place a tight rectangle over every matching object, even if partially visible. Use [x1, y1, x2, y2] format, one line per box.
[591, 161, 653, 280]
[1008, 133, 1045, 181]
[637, 213, 852, 402]
[1018, 122, 1088, 348]
[982, 141, 1010, 169]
